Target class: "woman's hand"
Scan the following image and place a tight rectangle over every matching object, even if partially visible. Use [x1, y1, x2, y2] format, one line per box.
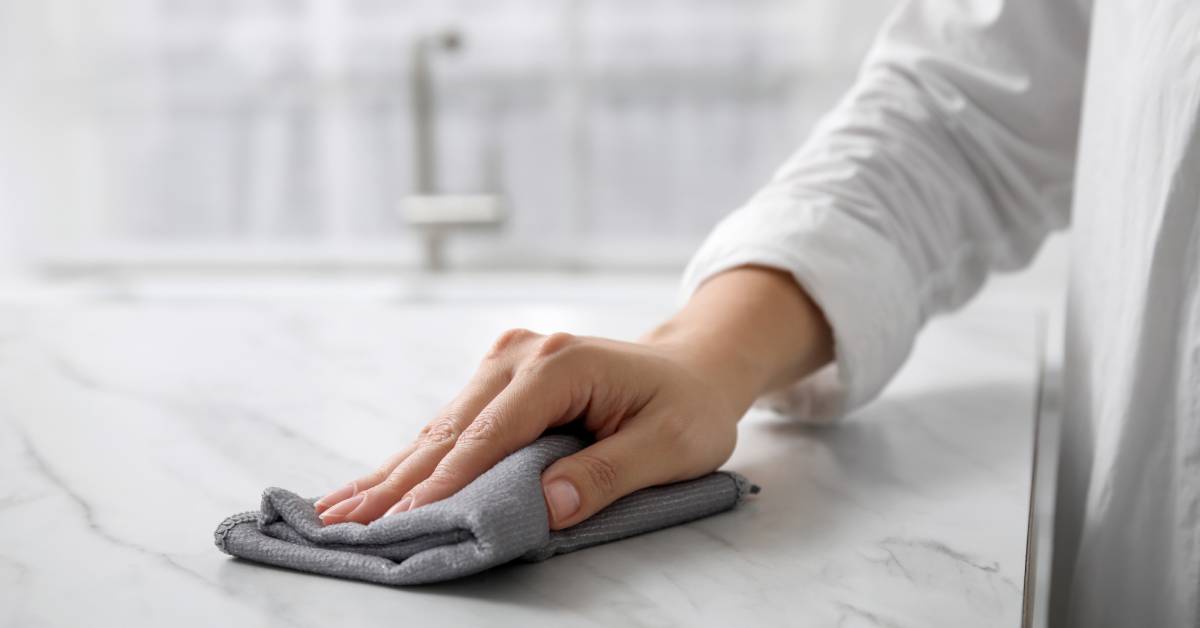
[315, 266, 834, 529]
[316, 331, 750, 529]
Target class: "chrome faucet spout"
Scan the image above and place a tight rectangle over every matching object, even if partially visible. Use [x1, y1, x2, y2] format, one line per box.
[403, 29, 504, 272]
[410, 30, 460, 195]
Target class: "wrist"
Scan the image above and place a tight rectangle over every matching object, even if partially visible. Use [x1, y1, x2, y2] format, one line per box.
[640, 315, 770, 417]
[642, 266, 834, 417]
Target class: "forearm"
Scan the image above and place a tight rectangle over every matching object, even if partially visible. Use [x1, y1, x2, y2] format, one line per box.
[641, 266, 834, 416]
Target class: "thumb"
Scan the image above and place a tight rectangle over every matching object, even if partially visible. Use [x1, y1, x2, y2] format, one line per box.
[540, 422, 674, 530]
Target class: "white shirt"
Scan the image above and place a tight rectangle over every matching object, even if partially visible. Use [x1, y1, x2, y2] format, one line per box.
[682, 1, 1200, 626]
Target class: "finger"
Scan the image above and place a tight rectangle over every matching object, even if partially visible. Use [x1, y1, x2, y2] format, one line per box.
[402, 334, 589, 510]
[321, 329, 543, 524]
[540, 415, 690, 530]
[320, 362, 517, 525]
[314, 445, 414, 515]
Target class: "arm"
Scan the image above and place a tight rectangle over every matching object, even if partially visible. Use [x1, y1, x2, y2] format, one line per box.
[684, 0, 1090, 420]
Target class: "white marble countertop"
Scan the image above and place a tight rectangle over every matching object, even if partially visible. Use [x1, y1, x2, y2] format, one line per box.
[0, 284, 1038, 628]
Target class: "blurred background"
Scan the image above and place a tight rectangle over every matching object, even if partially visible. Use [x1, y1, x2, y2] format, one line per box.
[0, 0, 905, 290]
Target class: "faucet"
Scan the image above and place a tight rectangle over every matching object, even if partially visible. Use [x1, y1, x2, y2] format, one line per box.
[403, 29, 505, 272]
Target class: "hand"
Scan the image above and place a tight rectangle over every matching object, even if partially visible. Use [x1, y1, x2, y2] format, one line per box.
[315, 330, 750, 529]
[315, 267, 833, 529]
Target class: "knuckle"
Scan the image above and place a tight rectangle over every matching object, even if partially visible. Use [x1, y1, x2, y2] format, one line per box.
[573, 453, 619, 497]
[536, 332, 577, 358]
[418, 417, 460, 447]
[487, 327, 538, 359]
[519, 337, 588, 378]
[460, 412, 502, 446]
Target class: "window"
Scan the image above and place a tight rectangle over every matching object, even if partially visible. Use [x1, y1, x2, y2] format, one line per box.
[0, 0, 893, 270]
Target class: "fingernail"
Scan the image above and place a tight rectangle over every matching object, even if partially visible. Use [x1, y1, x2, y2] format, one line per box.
[543, 479, 580, 524]
[383, 496, 413, 517]
[315, 482, 357, 514]
[319, 493, 365, 524]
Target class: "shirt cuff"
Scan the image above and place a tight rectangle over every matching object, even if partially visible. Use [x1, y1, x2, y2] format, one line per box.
[680, 198, 923, 424]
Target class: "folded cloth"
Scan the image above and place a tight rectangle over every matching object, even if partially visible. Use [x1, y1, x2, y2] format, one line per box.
[214, 434, 757, 585]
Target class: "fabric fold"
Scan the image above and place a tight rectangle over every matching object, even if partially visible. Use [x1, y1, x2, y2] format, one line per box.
[214, 434, 755, 585]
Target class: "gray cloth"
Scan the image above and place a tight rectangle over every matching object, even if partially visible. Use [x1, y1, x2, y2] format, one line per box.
[214, 434, 756, 585]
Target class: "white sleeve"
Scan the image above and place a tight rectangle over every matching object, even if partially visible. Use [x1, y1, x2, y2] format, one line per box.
[682, 0, 1090, 422]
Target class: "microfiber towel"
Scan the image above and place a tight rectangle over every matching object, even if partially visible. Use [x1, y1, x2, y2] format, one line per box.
[214, 434, 757, 585]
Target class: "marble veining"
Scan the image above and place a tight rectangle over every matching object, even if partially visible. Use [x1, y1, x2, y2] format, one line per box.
[0, 295, 1036, 628]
